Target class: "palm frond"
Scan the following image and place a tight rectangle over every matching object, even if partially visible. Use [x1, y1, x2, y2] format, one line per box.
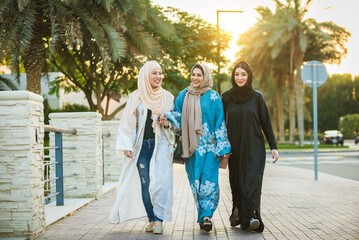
[146, 7, 174, 38]
[0, 75, 19, 90]
[17, 0, 31, 11]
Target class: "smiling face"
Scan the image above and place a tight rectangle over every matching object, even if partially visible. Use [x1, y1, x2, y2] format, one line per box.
[234, 67, 248, 87]
[191, 67, 204, 88]
[149, 66, 162, 89]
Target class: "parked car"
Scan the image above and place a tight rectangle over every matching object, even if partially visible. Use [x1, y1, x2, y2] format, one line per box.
[354, 129, 359, 144]
[320, 130, 344, 145]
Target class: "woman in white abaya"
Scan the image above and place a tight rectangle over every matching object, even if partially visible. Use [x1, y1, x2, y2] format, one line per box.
[109, 60, 175, 235]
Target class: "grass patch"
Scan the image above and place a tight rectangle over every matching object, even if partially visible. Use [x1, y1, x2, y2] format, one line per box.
[266, 143, 349, 150]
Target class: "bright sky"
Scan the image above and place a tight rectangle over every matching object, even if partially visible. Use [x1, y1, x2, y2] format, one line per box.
[152, 0, 359, 76]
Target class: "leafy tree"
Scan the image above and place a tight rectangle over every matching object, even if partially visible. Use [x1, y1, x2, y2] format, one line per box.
[305, 74, 359, 132]
[339, 114, 359, 139]
[0, 0, 152, 94]
[158, 7, 231, 97]
[47, 3, 174, 120]
[49, 6, 230, 120]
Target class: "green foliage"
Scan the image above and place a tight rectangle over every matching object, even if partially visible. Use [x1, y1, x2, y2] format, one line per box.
[0, 75, 18, 90]
[236, 0, 351, 142]
[339, 114, 359, 138]
[157, 7, 231, 96]
[0, 0, 157, 93]
[305, 74, 359, 132]
[43, 97, 92, 125]
[46, 1, 174, 119]
[48, 6, 231, 120]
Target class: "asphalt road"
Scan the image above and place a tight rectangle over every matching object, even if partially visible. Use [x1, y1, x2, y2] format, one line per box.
[266, 139, 359, 181]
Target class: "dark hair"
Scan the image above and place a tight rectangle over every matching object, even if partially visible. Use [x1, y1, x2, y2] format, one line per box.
[231, 61, 253, 89]
[191, 64, 204, 76]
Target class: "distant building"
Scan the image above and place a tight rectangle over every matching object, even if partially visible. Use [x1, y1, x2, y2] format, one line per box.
[0, 72, 127, 120]
[0, 72, 63, 109]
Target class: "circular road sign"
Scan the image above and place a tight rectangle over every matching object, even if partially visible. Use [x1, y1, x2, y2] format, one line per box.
[301, 60, 327, 88]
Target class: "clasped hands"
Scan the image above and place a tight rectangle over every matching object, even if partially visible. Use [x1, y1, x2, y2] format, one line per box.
[158, 114, 169, 127]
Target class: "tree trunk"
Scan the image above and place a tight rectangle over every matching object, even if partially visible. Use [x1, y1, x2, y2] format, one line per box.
[296, 65, 305, 146]
[288, 73, 296, 144]
[24, 1, 44, 94]
[276, 76, 285, 143]
[102, 102, 126, 120]
[288, 37, 296, 144]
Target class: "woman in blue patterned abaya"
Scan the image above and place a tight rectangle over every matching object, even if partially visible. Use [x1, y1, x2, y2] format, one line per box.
[161, 63, 231, 232]
[109, 61, 175, 235]
[222, 61, 279, 232]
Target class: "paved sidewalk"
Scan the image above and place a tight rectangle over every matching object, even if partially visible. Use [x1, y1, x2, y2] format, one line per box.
[38, 164, 359, 240]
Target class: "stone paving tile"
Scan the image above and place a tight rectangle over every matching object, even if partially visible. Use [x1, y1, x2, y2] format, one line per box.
[37, 164, 359, 240]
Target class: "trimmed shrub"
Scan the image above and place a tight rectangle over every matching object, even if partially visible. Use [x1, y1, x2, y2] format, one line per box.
[339, 114, 359, 138]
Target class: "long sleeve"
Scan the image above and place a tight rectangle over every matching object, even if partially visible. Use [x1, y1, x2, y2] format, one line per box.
[164, 90, 186, 133]
[163, 103, 176, 145]
[258, 92, 277, 150]
[116, 93, 138, 153]
[212, 92, 231, 157]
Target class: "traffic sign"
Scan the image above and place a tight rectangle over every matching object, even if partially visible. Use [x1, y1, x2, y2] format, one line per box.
[301, 60, 327, 88]
[300, 60, 328, 181]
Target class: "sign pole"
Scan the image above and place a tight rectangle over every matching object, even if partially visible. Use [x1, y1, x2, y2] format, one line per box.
[313, 64, 318, 180]
[301, 60, 327, 180]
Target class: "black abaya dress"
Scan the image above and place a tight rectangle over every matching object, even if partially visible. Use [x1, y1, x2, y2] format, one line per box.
[222, 90, 277, 232]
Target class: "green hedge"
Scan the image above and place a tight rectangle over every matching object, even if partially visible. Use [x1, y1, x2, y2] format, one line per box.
[339, 114, 359, 138]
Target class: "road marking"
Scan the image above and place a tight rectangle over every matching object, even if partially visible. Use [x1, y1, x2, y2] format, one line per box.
[267, 160, 359, 165]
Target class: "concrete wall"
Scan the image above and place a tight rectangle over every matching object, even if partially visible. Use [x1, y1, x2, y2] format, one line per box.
[0, 91, 45, 238]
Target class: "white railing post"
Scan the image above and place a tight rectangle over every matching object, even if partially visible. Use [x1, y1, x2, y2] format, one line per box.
[49, 112, 103, 199]
[0, 91, 45, 238]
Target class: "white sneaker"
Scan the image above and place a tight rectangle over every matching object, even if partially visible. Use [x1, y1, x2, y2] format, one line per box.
[153, 225, 163, 234]
[145, 223, 155, 232]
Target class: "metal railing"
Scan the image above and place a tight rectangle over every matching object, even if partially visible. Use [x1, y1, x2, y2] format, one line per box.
[44, 125, 77, 206]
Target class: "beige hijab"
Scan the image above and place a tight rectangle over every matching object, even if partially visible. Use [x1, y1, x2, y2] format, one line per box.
[181, 63, 213, 158]
[119, 60, 174, 142]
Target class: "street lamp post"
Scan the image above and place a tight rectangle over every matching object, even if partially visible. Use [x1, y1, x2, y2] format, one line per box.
[216, 10, 243, 95]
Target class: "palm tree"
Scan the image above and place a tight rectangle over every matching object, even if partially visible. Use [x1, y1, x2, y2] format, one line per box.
[237, 0, 351, 145]
[236, 6, 289, 142]
[47, 3, 174, 120]
[0, 0, 152, 94]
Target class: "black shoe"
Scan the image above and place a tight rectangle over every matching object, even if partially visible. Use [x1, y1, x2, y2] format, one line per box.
[246, 218, 260, 232]
[199, 218, 212, 232]
[229, 216, 241, 227]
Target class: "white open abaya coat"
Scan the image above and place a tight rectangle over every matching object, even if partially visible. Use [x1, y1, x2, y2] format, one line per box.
[109, 94, 175, 224]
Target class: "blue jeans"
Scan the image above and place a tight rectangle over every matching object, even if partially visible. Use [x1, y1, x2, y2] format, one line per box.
[137, 139, 163, 223]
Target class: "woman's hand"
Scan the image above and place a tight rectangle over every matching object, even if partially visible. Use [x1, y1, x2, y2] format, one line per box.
[271, 149, 279, 163]
[125, 150, 133, 159]
[220, 153, 232, 161]
[159, 114, 169, 127]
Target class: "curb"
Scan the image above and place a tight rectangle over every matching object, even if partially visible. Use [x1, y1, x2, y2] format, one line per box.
[266, 149, 359, 154]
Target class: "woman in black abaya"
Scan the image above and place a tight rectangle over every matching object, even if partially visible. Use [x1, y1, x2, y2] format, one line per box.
[222, 61, 279, 232]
